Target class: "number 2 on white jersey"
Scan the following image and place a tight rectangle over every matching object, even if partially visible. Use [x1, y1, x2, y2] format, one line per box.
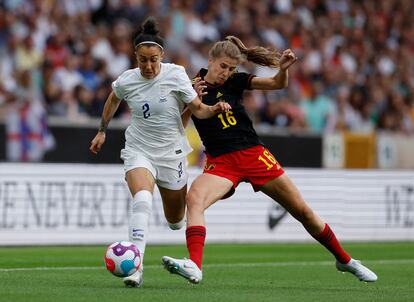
[142, 103, 150, 119]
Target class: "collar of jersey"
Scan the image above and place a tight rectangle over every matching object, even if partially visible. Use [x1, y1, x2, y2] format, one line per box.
[197, 68, 224, 89]
[136, 63, 163, 81]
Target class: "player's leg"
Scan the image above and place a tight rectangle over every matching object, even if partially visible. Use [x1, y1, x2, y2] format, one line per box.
[260, 174, 377, 282]
[260, 174, 325, 235]
[125, 167, 155, 262]
[162, 173, 233, 283]
[158, 185, 187, 230]
[156, 157, 189, 230]
[123, 167, 156, 288]
[156, 157, 207, 284]
[186, 173, 233, 267]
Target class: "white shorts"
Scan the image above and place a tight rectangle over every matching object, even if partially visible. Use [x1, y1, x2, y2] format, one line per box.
[121, 149, 188, 190]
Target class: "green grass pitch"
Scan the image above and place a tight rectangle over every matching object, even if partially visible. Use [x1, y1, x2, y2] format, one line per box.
[1, 242, 413, 302]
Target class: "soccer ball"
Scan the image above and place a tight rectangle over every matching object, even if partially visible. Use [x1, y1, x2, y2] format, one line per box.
[105, 241, 142, 277]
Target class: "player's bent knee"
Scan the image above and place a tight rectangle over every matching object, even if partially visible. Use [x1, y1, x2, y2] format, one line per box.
[167, 217, 186, 230]
[186, 190, 205, 207]
[186, 201, 206, 213]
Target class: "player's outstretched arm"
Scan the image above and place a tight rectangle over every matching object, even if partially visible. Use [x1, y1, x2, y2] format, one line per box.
[181, 77, 209, 126]
[187, 97, 231, 119]
[89, 91, 121, 154]
[251, 49, 298, 90]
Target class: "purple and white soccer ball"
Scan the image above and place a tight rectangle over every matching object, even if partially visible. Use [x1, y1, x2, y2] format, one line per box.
[105, 241, 142, 277]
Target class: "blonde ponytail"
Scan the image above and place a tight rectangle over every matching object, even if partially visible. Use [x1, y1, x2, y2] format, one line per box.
[225, 36, 281, 68]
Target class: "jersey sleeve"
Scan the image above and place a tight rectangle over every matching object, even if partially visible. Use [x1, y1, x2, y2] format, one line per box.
[111, 75, 125, 100]
[175, 66, 198, 104]
[233, 72, 256, 92]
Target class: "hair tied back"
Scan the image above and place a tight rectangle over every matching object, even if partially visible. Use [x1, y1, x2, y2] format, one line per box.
[142, 17, 159, 35]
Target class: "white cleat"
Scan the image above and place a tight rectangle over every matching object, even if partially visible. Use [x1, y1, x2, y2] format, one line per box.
[162, 256, 202, 284]
[123, 267, 144, 288]
[336, 259, 378, 282]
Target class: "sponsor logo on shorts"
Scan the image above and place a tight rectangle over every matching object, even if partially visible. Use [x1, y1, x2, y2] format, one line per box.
[178, 162, 183, 178]
[204, 163, 215, 171]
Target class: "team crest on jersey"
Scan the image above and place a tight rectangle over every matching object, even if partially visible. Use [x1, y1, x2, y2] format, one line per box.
[216, 91, 223, 98]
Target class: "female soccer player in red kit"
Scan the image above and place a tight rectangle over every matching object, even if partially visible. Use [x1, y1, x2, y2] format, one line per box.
[162, 36, 377, 284]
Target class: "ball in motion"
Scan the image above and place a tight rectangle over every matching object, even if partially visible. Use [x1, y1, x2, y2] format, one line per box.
[105, 241, 141, 277]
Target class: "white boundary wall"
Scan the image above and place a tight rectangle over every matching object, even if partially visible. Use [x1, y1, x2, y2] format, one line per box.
[0, 163, 413, 245]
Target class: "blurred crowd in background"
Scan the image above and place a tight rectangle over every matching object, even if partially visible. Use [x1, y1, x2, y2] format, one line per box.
[1, 0, 414, 136]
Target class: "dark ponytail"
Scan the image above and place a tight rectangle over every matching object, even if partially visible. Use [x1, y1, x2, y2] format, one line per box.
[133, 17, 164, 49]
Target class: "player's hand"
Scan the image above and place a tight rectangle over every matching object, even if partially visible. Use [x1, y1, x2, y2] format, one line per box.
[193, 77, 207, 99]
[212, 101, 232, 113]
[279, 49, 297, 71]
[90, 132, 106, 154]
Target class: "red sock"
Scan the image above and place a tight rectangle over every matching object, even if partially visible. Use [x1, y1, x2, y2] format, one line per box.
[313, 224, 351, 264]
[186, 226, 206, 269]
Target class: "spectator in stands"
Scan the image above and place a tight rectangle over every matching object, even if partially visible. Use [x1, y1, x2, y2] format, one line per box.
[327, 85, 375, 133]
[378, 89, 414, 133]
[300, 80, 335, 133]
[260, 96, 306, 130]
[14, 34, 43, 72]
[78, 51, 100, 92]
[4, 69, 55, 161]
[51, 53, 83, 93]
[44, 34, 69, 70]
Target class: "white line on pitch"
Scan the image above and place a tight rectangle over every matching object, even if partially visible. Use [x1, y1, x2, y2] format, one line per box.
[1, 259, 414, 272]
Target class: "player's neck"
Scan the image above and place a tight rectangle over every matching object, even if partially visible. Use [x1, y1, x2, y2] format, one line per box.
[204, 71, 218, 85]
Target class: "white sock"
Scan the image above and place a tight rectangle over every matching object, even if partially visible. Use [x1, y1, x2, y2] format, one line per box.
[129, 190, 152, 265]
[168, 217, 186, 230]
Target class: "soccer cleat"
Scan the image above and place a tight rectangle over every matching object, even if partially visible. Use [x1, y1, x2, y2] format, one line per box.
[123, 267, 144, 288]
[162, 256, 202, 284]
[336, 259, 378, 282]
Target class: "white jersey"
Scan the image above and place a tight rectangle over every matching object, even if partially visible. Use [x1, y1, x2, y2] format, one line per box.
[112, 63, 197, 160]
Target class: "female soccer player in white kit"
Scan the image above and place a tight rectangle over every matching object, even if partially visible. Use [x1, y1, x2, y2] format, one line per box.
[89, 17, 231, 288]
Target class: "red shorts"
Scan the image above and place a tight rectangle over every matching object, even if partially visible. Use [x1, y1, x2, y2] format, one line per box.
[203, 145, 284, 197]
